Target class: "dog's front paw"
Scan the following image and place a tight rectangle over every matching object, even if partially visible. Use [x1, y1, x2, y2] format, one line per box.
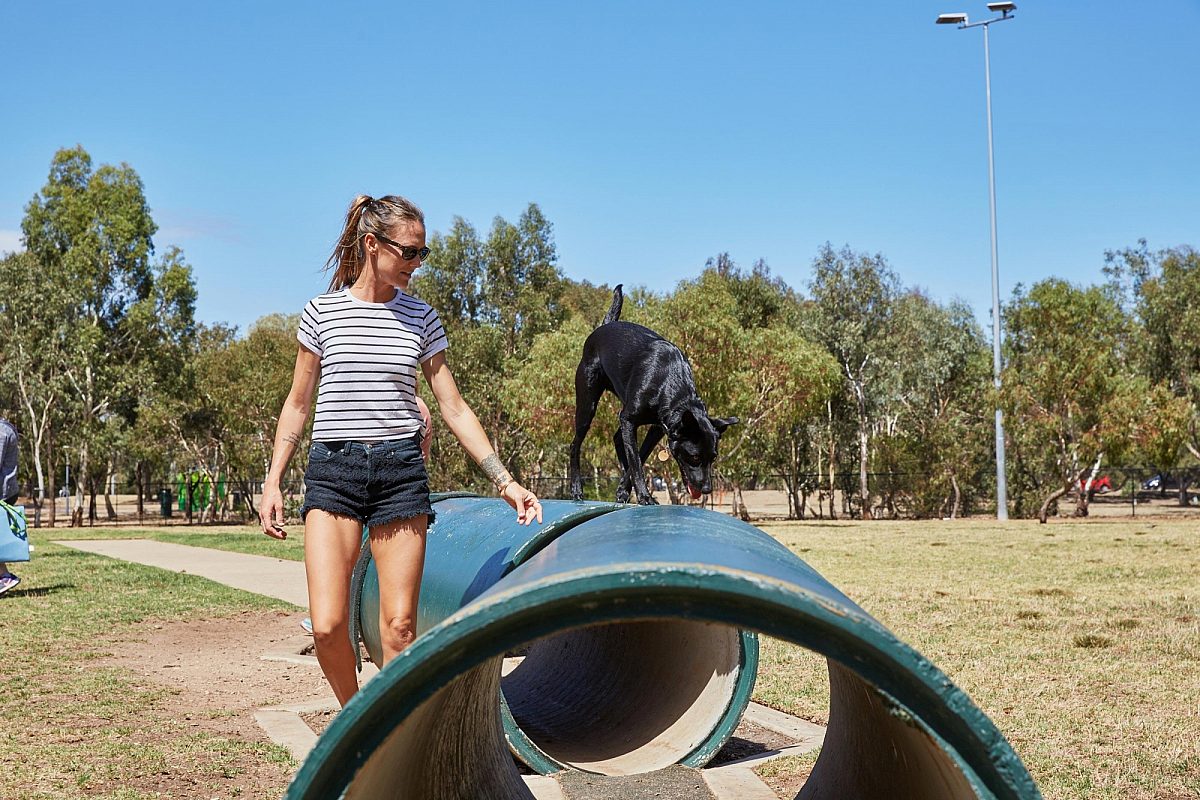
[615, 487, 632, 504]
[636, 494, 659, 506]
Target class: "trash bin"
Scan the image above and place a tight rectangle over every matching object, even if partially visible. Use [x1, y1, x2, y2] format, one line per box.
[159, 488, 172, 519]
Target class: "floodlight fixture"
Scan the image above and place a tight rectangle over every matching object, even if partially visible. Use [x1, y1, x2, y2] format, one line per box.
[937, 12, 968, 24]
[987, 1, 1016, 16]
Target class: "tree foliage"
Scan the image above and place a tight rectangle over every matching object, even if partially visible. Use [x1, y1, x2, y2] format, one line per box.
[2, 146, 1194, 524]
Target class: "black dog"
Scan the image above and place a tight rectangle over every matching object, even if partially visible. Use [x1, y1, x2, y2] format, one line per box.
[569, 285, 738, 505]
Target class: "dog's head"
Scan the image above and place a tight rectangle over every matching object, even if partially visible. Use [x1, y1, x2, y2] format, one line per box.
[666, 407, 739, 499]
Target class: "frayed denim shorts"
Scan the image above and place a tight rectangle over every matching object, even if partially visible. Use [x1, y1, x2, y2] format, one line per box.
[300, 437, 435, 528]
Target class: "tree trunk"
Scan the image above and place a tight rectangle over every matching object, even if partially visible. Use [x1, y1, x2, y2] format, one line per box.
[1040, 466, 1090, 523]
[1075, 454, 1104, 517]
[732, 485, 750, 522]
[950, 474, 961, 520]
[88, 475, 99, 525]
[135, 461, 145, 522]
[827, 400, 837, 520]
[104, 461, 117, 521]
[45, 433, 56, 528]
[1038, 483, 1071, 523]
[857, 410, 870, 520]
[76, 444, 89, 527]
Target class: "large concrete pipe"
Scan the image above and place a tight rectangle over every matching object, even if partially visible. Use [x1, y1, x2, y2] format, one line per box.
[354, 496, 759, 775]
[290, 499, 1040, 800]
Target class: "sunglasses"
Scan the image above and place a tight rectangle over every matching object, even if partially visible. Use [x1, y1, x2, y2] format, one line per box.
[374, 233, 430, 262]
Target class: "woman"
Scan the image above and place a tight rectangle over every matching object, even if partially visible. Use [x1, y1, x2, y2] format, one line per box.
[259, 195, 542, 706]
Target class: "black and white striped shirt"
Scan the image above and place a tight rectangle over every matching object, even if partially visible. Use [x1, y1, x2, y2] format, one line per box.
[297, 288, 448, 442]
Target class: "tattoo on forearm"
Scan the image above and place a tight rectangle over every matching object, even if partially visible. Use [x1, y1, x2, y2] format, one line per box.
[283, 432, 302, 447]
[480, 454, 512, 486]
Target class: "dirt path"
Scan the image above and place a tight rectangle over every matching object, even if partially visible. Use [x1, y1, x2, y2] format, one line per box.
[99, 609, 329, 799]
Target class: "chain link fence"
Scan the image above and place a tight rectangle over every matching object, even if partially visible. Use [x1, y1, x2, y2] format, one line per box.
[15, 466, 1199, 527]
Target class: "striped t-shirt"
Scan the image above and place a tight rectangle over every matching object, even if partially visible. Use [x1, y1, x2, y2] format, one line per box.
[297, 288, 448, 442]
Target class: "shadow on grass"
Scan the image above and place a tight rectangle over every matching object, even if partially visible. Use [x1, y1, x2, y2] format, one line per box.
[1, 582, 75, 598]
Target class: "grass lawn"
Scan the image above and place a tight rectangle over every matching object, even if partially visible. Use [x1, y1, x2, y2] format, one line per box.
[753, 517, 1199, 800]
[1, 530, 297, 800]
[6, 516, 1198, 799]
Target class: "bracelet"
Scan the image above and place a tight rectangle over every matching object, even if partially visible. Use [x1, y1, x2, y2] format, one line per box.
[496, 477, 513, 494]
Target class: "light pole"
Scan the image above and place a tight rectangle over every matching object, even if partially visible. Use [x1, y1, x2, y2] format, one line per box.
[937, 2, 1015, 520]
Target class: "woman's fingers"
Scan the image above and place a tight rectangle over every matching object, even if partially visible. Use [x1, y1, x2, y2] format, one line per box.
[260, 498, 286, 537]
[504, 483, 543, 525]
[521, 491, 543, 525]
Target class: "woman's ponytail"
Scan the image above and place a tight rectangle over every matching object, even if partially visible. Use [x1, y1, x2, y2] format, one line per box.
[323, 194, 424, 291]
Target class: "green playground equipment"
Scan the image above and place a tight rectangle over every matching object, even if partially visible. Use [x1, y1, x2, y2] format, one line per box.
[287, 496, 1041, 800]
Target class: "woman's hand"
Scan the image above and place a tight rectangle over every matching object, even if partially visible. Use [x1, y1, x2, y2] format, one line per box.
[501, 481, 543, 525]
[259, 484, 287, 539]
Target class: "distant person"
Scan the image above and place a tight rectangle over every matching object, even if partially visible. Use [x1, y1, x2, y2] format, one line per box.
[259, 194, 542, 706]
[0, 417, 21, 594]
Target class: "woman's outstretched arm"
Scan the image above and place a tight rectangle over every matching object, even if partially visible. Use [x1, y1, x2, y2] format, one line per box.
[260, 345, 321, 536]
[421, 352, 543, 524]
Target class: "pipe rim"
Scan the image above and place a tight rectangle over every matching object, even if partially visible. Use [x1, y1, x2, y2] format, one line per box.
[289, 567, 1040, 800]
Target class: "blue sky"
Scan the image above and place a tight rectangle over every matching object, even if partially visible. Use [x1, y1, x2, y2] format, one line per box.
[2, 1, 1197, 334]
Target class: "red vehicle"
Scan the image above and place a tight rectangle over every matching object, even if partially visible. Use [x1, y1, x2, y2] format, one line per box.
[1079, 475, 1112, 494]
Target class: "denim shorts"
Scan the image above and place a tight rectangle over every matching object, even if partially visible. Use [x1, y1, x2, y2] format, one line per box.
[300, 437, 436, 528]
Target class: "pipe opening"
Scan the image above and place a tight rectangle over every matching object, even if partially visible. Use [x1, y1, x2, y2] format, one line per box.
[501, 619, 743, 775]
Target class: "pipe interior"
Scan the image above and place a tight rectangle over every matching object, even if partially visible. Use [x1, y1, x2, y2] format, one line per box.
[501, 619, 742, 775]
[347, 658, 532, 800]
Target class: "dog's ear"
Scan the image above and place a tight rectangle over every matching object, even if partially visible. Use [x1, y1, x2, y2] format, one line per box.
[709, 415, 740, 435]
[664, 408, 684, 438]
[679, 408, 703, 432]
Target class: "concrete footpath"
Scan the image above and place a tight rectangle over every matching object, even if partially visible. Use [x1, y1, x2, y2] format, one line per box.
[59, 538, 309, 607]
[56, 538, 822, 800]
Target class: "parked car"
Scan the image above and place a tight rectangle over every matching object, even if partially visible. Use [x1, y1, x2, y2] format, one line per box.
[1141, 473, 1184, 492]
[1079, 475, 1112, 493]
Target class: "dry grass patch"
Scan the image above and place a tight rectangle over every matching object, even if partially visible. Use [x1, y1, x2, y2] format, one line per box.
[751, 517, 1200, 800]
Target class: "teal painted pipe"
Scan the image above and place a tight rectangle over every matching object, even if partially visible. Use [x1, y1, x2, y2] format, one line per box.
[298, 501, 1041, 800]
[357, 496, 760, 774]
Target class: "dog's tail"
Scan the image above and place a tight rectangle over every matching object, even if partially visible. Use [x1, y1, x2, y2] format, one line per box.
[602, 284, 624, 326]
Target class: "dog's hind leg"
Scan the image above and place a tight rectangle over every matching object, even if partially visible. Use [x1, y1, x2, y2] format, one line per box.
[569, 362, 605, 501]
[613, 426, 633, 503]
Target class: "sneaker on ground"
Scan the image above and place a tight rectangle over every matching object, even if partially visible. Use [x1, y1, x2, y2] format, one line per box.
[0, 573, 20, 595]
[300, 617, 313, 635]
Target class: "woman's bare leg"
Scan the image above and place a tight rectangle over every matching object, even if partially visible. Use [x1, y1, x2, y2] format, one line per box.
[304, 509, 363, 706]
[369, 514, 428, 664]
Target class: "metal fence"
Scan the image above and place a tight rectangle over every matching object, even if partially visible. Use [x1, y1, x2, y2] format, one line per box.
[16, 466, 1199, 527]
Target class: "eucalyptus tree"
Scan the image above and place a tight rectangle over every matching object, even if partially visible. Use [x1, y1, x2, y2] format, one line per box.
[732, 325, 839, 518]
[873, 292, 992, 518]
[804, 244, 901, 519]
[1105, 241, 1200, 503]
[1000, 279, 1137, 521]
[413, 204, 567, 489]
[0, 250, 73, 523]
[19, 146, 195, 523]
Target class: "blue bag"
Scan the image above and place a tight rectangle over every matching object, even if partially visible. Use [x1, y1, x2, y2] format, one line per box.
[0, 502, 29, 563]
